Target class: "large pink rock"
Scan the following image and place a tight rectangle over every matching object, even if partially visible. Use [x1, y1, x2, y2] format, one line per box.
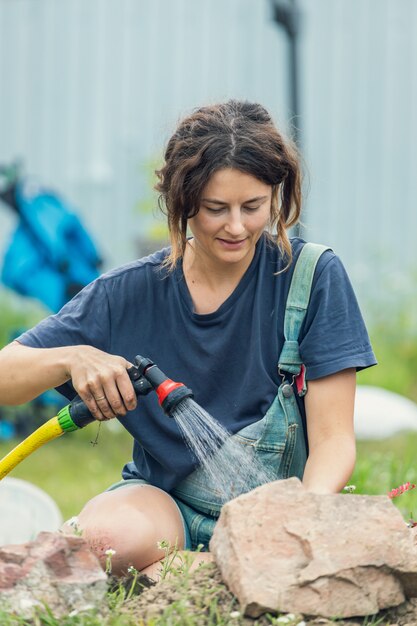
[0, 531, 107, 618]
[209, 477, 417, 618]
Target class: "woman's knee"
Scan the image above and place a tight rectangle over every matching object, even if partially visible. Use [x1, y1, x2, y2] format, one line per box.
[65, 485, 186, 574]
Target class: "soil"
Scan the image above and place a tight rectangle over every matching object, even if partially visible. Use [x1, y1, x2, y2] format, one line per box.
[110, 563, 417, 626]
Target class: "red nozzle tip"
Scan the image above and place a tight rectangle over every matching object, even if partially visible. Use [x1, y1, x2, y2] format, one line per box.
[155, 380, 185, 406]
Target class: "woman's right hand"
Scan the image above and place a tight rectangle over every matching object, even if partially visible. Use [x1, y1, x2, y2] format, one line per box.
[65, 345, 137, 421]
[0, 342, 136, 421]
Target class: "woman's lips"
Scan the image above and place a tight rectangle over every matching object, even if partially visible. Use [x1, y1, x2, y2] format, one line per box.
[217, 238, 247, 249]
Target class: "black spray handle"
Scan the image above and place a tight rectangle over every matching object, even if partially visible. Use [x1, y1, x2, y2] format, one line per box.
[67, 366, 153, 429]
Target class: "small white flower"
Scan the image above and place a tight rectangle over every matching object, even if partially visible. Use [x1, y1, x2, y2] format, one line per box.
[296, 621, 306, 626]
[344, 484, 356, 493]
[127, 565, 137, 574]
[277, 618, 290, 624]
[230, 610, 240, 618]
[105, 548, 116, 556]
[286, 615, 295, 620]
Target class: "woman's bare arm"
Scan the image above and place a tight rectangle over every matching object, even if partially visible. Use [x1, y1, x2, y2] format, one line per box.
[0, 341, 136, 420]
[302, 368, 356, 494]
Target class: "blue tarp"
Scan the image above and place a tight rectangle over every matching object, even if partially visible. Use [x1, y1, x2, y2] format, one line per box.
[1, 180, 102, 312]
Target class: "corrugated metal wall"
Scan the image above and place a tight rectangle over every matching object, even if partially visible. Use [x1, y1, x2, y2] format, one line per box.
[0, 0, 416, 318]
[301, 0, 417, 313]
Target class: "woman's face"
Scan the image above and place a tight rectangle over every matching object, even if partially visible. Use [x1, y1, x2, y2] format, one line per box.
[188, 168, 272, 268]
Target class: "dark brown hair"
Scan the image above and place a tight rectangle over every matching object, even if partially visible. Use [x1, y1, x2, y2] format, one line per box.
[155, 99, 302, 270]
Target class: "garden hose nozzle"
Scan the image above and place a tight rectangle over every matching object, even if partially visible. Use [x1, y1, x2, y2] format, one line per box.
[133, 355, 193, 415]
[56, 355, 193, 434]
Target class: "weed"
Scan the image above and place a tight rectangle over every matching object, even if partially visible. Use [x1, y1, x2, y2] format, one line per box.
[361, 614, 387, 626]
[65, 516, 83, 537]
[105, 548, 117, 575]
[156, 539, 181, 580]
[0, 290, 45, 349]
[106, 580, 128, 613]
[343, 484, 356, 493]
[0, 608, 31, 625]
[387, 481, 416, 499]
[125, 566, 140, 601]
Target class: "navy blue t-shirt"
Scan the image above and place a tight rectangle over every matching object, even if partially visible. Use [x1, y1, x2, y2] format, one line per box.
[17, 234, 376, 490]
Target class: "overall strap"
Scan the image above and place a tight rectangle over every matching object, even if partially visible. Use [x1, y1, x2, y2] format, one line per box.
[278, 243, 331, 377]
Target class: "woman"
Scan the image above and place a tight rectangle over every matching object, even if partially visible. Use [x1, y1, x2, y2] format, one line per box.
[0, 100, 376, 577]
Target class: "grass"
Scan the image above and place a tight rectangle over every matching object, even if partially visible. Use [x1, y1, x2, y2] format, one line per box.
[0, 419, 415, 625]
[2, 407, 417, 525]
[0, 421, 133, 520]
[358, 289, 417, 403]
[352, 432, 417, 521]
[0, 560, 398, 626]
[0, 290, 46, 349]
[0, 289, 416, 624]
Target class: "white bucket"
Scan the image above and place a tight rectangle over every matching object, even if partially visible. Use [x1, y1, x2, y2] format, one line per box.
[0, 477, 63, 545]
[355, 385, 417, 439]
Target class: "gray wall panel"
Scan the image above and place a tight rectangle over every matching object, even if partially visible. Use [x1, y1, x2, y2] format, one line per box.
[0, 0, 415, 319]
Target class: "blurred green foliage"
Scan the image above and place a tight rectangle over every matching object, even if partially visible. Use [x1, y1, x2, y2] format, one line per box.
[1, 256, 416, 520]
[0, 423, 132, 519]
[135, 155, 169, 243]
[1, 420, 416, 528]
[0, 289, 46, 349]
[0, 263, 415, 626]
[358, 330, 417, 403]
[353, 431, 417, 523]
[358, 280, 417, 402]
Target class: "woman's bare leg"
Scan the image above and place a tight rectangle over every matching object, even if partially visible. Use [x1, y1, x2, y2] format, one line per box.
[62, 485, 188, 576]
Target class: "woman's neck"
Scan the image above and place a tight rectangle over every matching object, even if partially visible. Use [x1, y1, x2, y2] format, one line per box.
[183, 239, 255, 290]
[182, 240, 256, 314]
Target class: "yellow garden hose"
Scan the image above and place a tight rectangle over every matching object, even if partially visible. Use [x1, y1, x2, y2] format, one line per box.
[0, 415, 65, 480]
[0, 397, 91, 480]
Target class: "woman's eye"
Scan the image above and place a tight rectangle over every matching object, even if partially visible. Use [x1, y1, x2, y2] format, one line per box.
[203, 204, 261, 213]
[204, 206, 225, 213]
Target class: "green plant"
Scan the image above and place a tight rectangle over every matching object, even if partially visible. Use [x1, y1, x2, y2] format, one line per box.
[1, 386, 417, 624]
[0, 609, 30, 625]
[105, 549, 117, 575]
[0, 289, 46, 349]
[155, 539, 204, 583]
[351, 432, 417, 521]
[358, 272, 417, 403]
[135, 156, 169, 245]
[0, 422, 133, 519]
[360, 614, 387, 626]
[65, 516, 83, 536]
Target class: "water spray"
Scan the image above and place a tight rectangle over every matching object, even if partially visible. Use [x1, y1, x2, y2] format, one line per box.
[0, 355, 193, 480]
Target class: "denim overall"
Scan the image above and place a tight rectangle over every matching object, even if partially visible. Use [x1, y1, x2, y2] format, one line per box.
[172, 243, 330, 549]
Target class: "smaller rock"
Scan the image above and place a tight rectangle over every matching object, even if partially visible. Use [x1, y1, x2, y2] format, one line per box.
[0, 531, 107, 618]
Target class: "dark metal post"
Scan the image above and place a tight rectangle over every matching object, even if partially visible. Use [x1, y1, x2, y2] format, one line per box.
[270, 0, 302, 236]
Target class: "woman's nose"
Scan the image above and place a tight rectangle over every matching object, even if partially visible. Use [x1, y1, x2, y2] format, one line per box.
[224, 209, 245, 236]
